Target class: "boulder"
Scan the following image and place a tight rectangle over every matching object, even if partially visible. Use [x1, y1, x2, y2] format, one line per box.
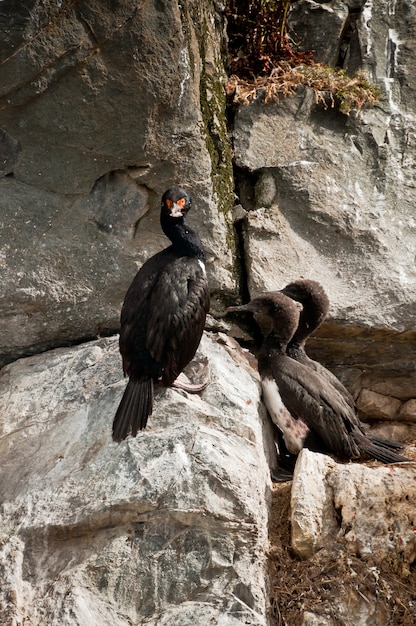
[356, 388, 401, 420]
[291, 449, 416, 578]
[0, 333, 272, 625]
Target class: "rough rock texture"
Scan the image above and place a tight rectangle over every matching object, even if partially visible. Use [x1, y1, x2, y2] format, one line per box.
[356, 387, 402, 420]
[234, 91, 416, 328]
[288, 0, 352, 67]
[231, 0, 416, 435]
[304, 323, 416, 437]
[233, 0, 416, 330]
[0, 333, 272, 626]
[292, 449, 416, 571]
[1, 1, 416, 624]
[0, 0, 235, 366]
[290, 448, 416, 625]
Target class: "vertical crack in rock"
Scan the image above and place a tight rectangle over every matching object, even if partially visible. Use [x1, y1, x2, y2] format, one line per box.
[233, 211, 250, 305]
[231, 164, 258, 303]
[336, 6, 363, 72]
[0, 128, 22, 177]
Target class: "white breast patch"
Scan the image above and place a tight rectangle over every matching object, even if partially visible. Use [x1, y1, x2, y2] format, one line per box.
[262, 377, 309, 455]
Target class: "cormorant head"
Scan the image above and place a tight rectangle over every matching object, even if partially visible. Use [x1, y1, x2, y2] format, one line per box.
[161, 186, 192, 219]
[280, 279, 330, 326]
[280, 279, 329, 308]
[226, 292, 299, 341]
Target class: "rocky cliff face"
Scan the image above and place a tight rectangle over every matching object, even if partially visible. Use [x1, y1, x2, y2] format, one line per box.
[232, 0, 416, 426]
[0, 0, 235, 365]
[0, 1, 415, 625]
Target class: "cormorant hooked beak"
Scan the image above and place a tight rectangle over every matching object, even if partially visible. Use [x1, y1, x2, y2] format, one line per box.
[224, 302, 259, 316]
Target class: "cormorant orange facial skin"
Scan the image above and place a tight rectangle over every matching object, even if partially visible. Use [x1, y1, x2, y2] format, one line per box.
[280, 279, 406, 454]
[112, 187, 210, 441]
[227, 291, 408, 464]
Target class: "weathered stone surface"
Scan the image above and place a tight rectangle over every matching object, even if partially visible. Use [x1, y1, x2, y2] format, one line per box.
[356, 388, 401, 420]
[400, 399, 416, 422]
[290, 451, 339, 559]
[231, 0, 416, 434]
[0, 0, 235, 366]
[303, 323, 416, 429]
[233, 1, 416, 332]
[288, 0, 350, 66]
[0, 128, 22, 176]
[1, 1, 416, 622]
[291, 449, 416, 577]
[234, 89, 416, 330]
[0, 333, 271, 625]
[306, 323, 416, 402]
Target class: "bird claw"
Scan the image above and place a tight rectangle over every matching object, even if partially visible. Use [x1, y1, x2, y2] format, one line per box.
[172, 373, 209, 393]
[173, 355, 210, 393]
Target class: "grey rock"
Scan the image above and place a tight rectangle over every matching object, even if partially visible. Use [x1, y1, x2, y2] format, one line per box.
[234, 88, 416, 329]
[233, 1, 416, 331]
[0, 128, 22, 177]
[291, 449, 416, 576]
[288, 0, 349, 65]
[0, 0, 415, 621]
[231, 2, 416, 424]
[0, 333, 271, 625]
[0, 0, 235, 366]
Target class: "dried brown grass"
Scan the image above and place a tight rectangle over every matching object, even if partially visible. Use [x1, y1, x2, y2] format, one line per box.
[225, 0, 381, 115]
[226, 64, 381, 115]
[268, 482, 416, 625]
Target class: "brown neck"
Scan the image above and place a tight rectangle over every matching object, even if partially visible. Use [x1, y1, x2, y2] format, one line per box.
[289, 302, 325, 347]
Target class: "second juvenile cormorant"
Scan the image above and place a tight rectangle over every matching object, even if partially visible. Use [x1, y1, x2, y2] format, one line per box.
[281, 278, 406, 453]
[226, 292, 408, 463]
[280, 279, 355, 408]
[112, 187, 210, 441]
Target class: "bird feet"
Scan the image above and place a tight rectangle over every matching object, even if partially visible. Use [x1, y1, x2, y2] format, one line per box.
[173, 355, 210, 393]
[172, 373, 209, 393]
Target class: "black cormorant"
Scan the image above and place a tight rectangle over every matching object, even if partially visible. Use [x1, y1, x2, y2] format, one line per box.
[113, 186, 210, 441]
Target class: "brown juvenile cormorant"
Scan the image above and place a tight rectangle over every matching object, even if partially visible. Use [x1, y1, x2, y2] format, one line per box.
[227, 292, 408, 463]
[112, 187, 210, 441]
[281, 278, 406, 453]
[280, 279, 356, 408]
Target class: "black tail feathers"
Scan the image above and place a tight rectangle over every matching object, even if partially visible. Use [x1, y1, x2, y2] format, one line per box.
[367, 433, 406, 451]
[353, 431, 409, 464]
[112, 378, 154, 442]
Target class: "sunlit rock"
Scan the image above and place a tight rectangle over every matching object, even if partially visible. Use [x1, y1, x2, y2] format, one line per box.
[0, 333, 271, 625]
[291, 449, 416, 578]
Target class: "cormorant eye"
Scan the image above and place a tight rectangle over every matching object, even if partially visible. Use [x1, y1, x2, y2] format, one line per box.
[177, 197, 186, 207]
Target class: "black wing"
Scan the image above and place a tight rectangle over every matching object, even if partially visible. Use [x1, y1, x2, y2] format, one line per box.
[119, 248, 177, 380]
[145, 256, 209, 385]
[295, 349, 356, 411]
[267, 353, 361, 458]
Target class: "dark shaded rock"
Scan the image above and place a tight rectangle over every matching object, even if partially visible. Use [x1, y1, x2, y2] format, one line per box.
[0, 128, 21, 176]
[288, 0, 348, 65]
